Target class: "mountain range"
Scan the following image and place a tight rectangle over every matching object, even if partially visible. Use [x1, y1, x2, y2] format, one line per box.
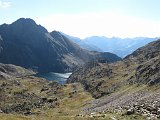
[0, 18, 121, 73]
[0, 18, 159, 120]
[64, 35, 158, 58]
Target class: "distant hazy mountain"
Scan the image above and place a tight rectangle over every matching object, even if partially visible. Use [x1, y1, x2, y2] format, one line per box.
[84, 36, 158, 57]
[62, 34, 158, 58]
[62, 33, 102, 52]
[0, 18, 121, 73]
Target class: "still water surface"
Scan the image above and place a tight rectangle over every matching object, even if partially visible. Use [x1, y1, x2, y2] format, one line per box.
[35, 72, 72, 84]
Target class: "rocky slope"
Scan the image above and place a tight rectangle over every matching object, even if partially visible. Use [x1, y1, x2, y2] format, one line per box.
[0, 63, 34, 79]
[67, 39, 160, 119]
[125, 40, 160, 85]
[0, 63, 94, 119]
[0, 63, 146, 120]
[1, 38, 159, 119]
[0, 18, 121, 73]
[0, 63, 62, 114]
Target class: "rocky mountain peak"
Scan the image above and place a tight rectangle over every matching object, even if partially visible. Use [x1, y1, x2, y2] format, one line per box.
[12, 18, 36, 25]
[0, 18, 121, 73]
[9, 18, 48, 34]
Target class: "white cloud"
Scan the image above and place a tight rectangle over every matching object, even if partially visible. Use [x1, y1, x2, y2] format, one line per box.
[0, 1, 11, 8]
[36, 12, 160, 38]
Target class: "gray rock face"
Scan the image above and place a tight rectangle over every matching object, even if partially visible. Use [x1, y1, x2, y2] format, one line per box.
[0, 63, 34, 79]
[126, 39, 160, 85]
[0, 18, 121, 73]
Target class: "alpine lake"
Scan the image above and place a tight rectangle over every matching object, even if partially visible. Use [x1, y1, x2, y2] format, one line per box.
[35, 72, 72, 84]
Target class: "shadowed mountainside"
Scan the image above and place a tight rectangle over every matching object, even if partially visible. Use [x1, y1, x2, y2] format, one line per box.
[0, 18, 121, 73]
[61, 33, 102, 52]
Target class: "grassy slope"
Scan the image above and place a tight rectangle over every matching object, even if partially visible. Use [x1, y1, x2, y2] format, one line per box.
[0, 76, 93, 120]
[0, 76, 147, 120]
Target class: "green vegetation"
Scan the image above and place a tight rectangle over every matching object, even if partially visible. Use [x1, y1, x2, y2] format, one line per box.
[0, 76, 148, 120]
[0, 37, 160, 119]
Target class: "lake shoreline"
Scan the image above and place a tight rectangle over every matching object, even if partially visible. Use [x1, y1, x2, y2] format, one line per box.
[34, 72, 72, 84]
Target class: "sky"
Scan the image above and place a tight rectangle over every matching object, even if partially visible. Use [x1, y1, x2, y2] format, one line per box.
[0, 0, 160, 38]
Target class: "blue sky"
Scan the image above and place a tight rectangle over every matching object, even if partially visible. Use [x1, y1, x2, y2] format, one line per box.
[0, 0, 160, 38]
